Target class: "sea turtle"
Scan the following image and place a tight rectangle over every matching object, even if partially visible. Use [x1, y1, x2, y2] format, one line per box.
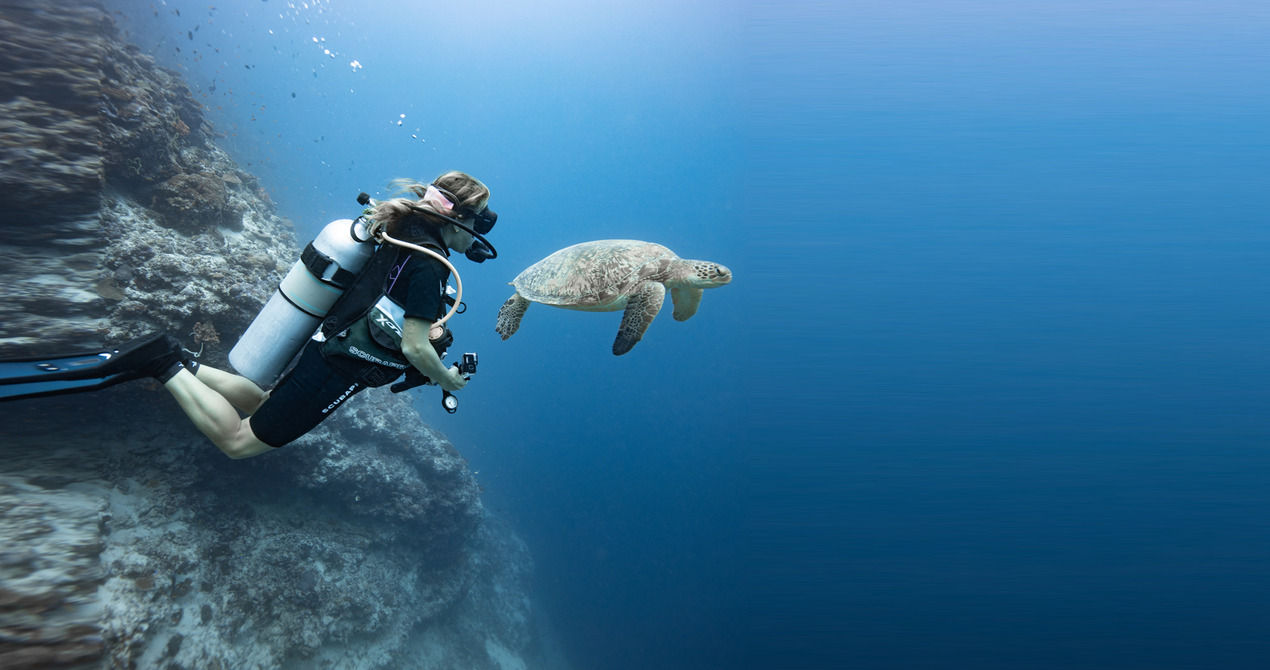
[495, 240, 733, 355]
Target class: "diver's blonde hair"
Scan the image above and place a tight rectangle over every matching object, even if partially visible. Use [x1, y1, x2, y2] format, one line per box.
[369, 171, 489, 241]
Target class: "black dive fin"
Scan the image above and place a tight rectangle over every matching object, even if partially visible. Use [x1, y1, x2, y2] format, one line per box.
[0, 332, 173, 402]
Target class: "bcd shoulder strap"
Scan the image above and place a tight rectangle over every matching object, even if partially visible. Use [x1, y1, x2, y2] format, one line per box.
[321, 240, 451, 339]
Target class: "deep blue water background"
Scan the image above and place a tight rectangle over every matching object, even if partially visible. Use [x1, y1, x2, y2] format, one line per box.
[756, 2, 1270, 669]
[112, 1, 1270, 668]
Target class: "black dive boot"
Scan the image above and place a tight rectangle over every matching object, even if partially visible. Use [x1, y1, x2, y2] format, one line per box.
[135, 333, 187, 383]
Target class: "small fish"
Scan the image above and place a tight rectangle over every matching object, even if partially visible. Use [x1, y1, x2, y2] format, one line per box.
[175, 46, 181, 52]
[291, 92, 296, 98]
[188, 31, 193, 40]
[174, 8, 180, 16]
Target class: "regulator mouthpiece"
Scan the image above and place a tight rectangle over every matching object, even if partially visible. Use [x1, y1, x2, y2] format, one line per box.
[465, 238, 495, 263]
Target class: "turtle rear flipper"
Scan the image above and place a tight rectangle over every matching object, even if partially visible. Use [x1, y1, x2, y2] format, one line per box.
[613, 282, 665, 355]
[670, 288, 703, 321]
[496, 293, 531, 340]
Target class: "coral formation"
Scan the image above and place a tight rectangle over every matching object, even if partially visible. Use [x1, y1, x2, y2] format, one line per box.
[0, 475, 107, 669]
[0, 0, 281, 358]
[191, 321, 220, 346]
[150, 172, 240, 232]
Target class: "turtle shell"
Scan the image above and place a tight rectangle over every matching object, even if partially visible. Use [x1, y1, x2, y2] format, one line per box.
[511, 240, 676, 308]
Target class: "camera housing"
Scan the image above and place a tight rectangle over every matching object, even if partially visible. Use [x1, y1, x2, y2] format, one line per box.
[458, 352, 478, 377]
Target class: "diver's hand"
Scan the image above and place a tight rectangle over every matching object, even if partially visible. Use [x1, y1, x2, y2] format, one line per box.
[438, 365, 468, 393]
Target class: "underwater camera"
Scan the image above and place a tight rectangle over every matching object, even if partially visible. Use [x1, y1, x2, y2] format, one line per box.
[440, 353, 478, 414]
[457, 352, 478, 377]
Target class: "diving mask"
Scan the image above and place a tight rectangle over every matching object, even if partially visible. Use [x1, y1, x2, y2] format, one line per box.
[428, 183, 498, 234]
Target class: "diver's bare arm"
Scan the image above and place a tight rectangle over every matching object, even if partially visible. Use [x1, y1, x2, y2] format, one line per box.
[401, 317, 466, 392]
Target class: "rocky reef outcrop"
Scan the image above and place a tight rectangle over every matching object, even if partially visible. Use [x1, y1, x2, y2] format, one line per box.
[0, 2, 560, 668]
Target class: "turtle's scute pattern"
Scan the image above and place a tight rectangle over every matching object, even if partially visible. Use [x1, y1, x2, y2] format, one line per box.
[512, 240, 675, 308]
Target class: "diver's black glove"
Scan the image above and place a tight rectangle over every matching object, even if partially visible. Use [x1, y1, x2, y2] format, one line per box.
[465, 238, 494, 263]
[391, 367, 431, 393]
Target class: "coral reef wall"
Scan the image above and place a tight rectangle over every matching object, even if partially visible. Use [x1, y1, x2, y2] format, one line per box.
[0, 2, 560, 668]
[1, 1, 116, 354]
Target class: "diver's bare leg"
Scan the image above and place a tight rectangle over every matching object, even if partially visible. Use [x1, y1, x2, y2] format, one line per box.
[191, 365, 269, 414]
[162, 368, 272, 459]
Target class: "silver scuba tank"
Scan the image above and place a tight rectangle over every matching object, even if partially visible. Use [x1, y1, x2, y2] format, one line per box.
[229, 217, 375, 386]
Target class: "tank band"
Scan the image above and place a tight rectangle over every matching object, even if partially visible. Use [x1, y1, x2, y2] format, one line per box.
[301, 243, 359, 288]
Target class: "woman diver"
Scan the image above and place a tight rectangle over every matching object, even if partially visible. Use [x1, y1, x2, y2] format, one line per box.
[0, 171, 498, 459]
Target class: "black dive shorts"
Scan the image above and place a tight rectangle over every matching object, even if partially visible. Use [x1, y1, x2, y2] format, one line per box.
[250, 340, 365, 448]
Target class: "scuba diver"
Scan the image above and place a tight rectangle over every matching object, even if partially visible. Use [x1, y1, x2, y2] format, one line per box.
[0, 171, 498, 459]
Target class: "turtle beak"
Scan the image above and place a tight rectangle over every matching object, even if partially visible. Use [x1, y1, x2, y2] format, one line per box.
[714, 265, 732, 285]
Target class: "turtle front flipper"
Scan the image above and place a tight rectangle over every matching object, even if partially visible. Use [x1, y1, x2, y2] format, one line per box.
[670, 288, 703, 321]
[613, 282, 665, 355]
[496, 293, 531, 340]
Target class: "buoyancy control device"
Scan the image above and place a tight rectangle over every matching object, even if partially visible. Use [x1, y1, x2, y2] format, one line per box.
[228, 192, 475, 390]
[229, 217, 376, 386]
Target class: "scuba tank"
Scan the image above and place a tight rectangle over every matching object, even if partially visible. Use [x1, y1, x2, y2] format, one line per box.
[229, 217, 375, 386]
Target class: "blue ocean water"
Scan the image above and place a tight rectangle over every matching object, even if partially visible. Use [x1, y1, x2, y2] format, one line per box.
[111, 0, 1270, 668]
[755, 2, 1270, 669]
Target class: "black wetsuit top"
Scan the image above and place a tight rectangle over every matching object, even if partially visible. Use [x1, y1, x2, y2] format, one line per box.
[387, 247, 449, 321]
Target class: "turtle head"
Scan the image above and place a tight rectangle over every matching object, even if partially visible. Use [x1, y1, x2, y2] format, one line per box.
[685, 260, 732, 288]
